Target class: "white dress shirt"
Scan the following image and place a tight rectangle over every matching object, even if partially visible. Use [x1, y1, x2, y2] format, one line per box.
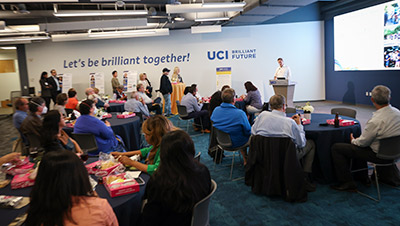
[352, 105, 400, 153]
[274, 65, 291, 80]
[138, 91, 153, 104]
[251, 110, 306, 148]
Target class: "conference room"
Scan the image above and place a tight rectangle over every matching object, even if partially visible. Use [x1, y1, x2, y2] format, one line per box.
[1, 0, 400, 225]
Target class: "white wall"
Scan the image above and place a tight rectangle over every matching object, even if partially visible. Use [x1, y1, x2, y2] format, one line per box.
[25, 21, 325, 102]
[0, 50, 20, 102]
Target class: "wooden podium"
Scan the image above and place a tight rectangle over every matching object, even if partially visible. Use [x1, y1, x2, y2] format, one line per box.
[269, 80, 296, 107]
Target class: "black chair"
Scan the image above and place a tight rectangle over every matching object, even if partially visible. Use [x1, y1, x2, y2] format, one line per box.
[176, 103, 203, 133]
[352, 135, 400, 202]
[191, 179, 217, 226]
[214, 127, 249, 180]
[331, 107, 357, 118]
[71, 133, 98, 156]
[245, 135, 307, 202]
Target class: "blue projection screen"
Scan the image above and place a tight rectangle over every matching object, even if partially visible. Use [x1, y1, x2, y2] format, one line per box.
[334, 0, 400, 71]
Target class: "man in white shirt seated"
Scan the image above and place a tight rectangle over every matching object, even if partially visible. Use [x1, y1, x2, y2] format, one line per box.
[124, 91, 150, 119]
[137, 84, 161, 115]
[251, 94, 315, 190]
[331, 85, 400, 191]
[180, 86, 210, 133]
[274, 57, 291, 80]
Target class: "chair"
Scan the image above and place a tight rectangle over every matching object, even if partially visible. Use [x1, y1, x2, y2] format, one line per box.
[191, 179, 217, 226]
[245, 135, 307, 202]
[352, 135, 400, 202]
[71, 133, 98, 155]
[286, 107, 297, 114]
[331, 107, 357, 118]
[194, 152, 201, 162]
[176, 103, 203, 134]
[214, 127, 249, 180]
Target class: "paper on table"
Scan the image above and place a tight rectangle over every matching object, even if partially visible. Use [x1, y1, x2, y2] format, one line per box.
[125, 171, 141, 179]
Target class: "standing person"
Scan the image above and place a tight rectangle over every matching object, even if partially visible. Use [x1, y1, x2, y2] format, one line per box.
[274, 58, 291, 80]
[171, 66, 183, 83]
[111, 70, 120, 93]
[48, 69, 61, 105]
[25, 150, 118, 226]
[140, 130, 211, 226]
[39, 71, 52, 109]
[331, 85, 400, 191]
[159, 68, 172, 117]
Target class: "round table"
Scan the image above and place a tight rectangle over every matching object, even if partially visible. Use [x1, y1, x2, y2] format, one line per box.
[107, 113, 141, 151]
[0, 157, 149, 226]
[107, 102, 125, 113]
[289, 113, 362, 183]
[163, 82, 185, 115]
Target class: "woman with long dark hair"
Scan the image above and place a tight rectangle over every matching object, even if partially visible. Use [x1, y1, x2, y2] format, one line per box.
[141, 130, 211, 225]
[112, 115, 172, 175]
[25, 150, 118, 226]
[41, 110, 82, 153]
[242, 81, 263, 114]
[39, 71, 52, 109]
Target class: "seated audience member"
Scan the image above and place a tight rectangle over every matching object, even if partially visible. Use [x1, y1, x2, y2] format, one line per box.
[65, 88, 79, 111]
[41, 110, 82, 153]
[20, 97, 47, 138]
[241, 81, 263, 114]
[137, 83, 162, 115]
[209, 85, 230, 116]
[55, 93, 68, 117]
[181, 86, 211, 132]
[74, 100, 122, 155]
[124, 91, 150, 118]
[93, 87, 105, 102]
[191, 84, 202, 100]
[13, 97, 29, 130]
[112, 115, 172, 175]
[138, 72, 153, 98]
[114, 85, 127, 101]
[211, 88, 251, 164]
[25, 150, 118, 226]
[0, 152, 20, 165]
[141, 130, 211, 226]
[251, 94, 316, 190]
[331, 85, 400, 191]
[85, 88, 109, 109]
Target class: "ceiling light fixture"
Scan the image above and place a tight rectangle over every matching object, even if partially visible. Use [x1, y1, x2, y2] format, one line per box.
[191, 25, 221, 34]
[195, 17, 230, 22]
[54, 10, 148, 17]
[0, 36, 49, 42]
[166, 2, 245, 14]
[0, 46, 17, 50]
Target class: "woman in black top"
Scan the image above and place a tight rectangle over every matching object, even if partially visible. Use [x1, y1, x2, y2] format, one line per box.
[141, 130, 211, 226]
[39, 71, 52, 109]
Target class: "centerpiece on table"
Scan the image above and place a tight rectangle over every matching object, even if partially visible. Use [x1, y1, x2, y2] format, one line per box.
[302, 102, 314, 120]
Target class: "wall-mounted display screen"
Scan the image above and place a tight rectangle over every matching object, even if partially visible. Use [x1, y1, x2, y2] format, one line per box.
[334, 0, 400, 71]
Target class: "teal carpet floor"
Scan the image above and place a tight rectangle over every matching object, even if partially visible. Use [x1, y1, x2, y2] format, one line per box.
[169, 115, 400, 226]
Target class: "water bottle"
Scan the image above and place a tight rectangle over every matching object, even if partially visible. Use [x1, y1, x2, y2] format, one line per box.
[334, 113, 340, 128]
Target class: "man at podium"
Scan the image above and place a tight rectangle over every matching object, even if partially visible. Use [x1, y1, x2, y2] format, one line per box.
[274, 58, 291, 80]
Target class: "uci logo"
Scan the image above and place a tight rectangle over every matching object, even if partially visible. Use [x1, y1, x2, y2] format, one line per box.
[207, 50, 229, 60]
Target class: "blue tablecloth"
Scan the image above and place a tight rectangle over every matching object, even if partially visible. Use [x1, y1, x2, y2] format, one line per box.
[289, 113, 362, 183]
[0, 157, 149, 226]
[107, 103, 125, 113]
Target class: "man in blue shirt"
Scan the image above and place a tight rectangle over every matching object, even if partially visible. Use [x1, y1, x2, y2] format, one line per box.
[211, 88, 251, 164]
[13, 97, 29, 131]
[181, 86, 210, 132]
